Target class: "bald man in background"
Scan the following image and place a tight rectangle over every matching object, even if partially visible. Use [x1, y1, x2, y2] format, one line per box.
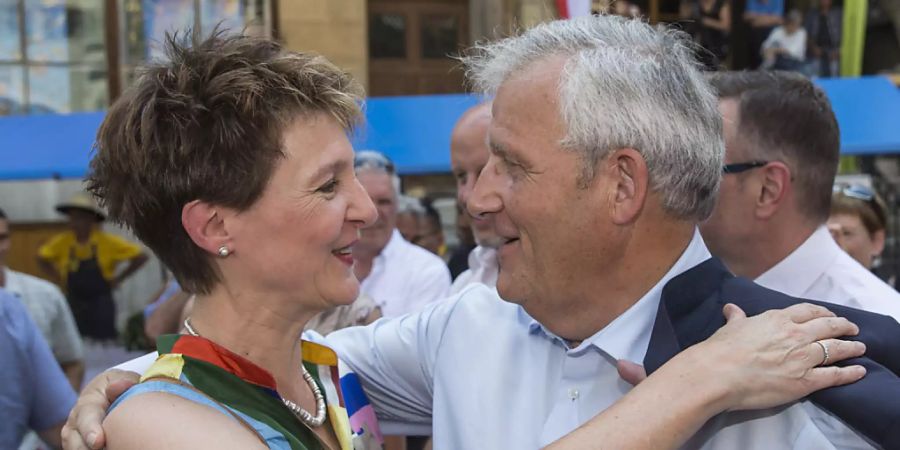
[449, 103, 502, 294]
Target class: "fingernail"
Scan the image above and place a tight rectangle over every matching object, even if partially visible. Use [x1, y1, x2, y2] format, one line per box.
[852, 365, 866, 379]
[87, 432, 98, 447]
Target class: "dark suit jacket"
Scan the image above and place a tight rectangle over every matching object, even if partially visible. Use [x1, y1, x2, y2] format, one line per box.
[644, 258, 900, 450]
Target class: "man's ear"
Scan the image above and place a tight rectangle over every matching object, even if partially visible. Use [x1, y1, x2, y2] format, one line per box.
[755, 162, 791, 219]
[182, 200, 233, 256]
[872, 229, 886, 258]
[601, 148, 649, 225]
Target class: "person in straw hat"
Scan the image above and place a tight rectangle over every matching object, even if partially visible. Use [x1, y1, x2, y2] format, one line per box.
[37, 192, 147, 341]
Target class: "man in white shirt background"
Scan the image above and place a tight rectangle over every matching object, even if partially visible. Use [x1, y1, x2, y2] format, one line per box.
[449, 102, 502, 294]
[0, 207, 85, 390]
[352, 151, 451, 318]
[761, 10, 808, 71]
[701, 70, 900, 322]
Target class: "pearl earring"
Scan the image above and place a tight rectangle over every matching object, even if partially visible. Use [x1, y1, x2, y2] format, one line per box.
[217, 246, 231, 257]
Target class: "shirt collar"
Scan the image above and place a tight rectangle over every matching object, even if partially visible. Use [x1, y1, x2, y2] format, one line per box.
[377, 229, 404, 262]
[755, 226, 841, 297]
[523, 228, 712, 363]
[468, 246, 497, 272]
[2, 268, 23, 297]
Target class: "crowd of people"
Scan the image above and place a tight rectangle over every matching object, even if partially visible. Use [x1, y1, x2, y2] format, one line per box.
[679, 0, 843, 76]
[1, 13, 899, 450]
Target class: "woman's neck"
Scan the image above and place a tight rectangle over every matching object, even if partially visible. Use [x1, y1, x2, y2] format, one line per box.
[187, 285, 317, 392]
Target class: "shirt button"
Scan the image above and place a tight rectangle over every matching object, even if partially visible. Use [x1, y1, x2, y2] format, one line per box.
[568, 388, 580, 400]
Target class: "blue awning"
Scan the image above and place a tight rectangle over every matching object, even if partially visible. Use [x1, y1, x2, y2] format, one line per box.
[0, 111, 104, 180]
[1, 76, 898, 181]
[815, 76, 900, 155]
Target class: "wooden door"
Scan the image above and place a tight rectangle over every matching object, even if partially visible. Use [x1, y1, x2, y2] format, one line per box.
[368, 0, 469, 96]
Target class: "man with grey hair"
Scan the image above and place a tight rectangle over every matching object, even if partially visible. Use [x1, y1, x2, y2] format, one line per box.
[352, 150, 451, 318]
[395, 195, 425, 243]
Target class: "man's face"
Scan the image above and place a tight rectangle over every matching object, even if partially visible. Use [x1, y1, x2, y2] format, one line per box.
[357, 171, 398, 255]
[67, 209, 97, 235]
[451, 110, 503, 248]
[700, 99, 759, 262]
[396, 211, 420, 242]
[0, 218, 9, 268]
[468, 57, 612, 308]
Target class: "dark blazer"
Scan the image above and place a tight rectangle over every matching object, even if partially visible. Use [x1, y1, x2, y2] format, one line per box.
[644, 258, 900, 450]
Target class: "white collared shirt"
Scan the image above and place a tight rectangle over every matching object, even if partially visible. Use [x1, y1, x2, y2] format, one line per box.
[448, 245, 498, 295]
[359, 230, 451, 318]
[756, 226, 900, 322]
[3, 268, 83, 363]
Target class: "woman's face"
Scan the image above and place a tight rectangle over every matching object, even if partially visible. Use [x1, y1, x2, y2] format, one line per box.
[224, 114, 377, 309]
[827, 213, 885, 269]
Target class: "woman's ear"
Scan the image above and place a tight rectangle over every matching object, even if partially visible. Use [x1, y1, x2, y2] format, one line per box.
[182, 200, 233, 256]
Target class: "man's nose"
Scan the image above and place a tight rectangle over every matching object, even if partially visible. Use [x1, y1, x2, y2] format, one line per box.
[467, 157, 502, 219]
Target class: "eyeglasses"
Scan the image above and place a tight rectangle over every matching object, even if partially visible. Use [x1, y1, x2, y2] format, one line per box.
[722, 161, 769, 174]
[354, 150, 395, 174]
[833, 184, 874, 201]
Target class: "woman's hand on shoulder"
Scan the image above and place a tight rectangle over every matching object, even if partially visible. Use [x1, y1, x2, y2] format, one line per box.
[688, 303, 866, 412]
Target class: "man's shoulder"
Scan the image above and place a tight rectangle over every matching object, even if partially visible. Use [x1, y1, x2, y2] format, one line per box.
[7, 270, 64, 298]
[444, 283, 519, 322]
[389, 238, 450, 275]
[0, 289, 37, 346]
[811, 252, 900, 318]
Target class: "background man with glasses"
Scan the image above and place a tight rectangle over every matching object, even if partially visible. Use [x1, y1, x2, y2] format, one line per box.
[700, 70, 900, 321]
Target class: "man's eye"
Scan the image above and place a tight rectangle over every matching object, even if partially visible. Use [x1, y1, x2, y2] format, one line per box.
[318, 178, 339, 194]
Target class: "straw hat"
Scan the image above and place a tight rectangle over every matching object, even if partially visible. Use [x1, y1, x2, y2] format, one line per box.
[56, 193, 106, 222]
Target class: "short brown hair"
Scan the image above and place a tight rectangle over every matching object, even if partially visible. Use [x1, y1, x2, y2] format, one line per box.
[709, 71, 840, 222]
[831, 190, 888, 237]
[87, 31, 363, 294]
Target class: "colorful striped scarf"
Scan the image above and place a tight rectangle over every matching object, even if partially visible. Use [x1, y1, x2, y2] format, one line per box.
[141, 334, 383, 450]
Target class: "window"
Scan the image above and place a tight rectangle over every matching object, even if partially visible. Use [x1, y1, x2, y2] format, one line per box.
[119, 0, 270, 89]
[420, 14, 459, 59]
[0, 0, 270, 116]
[0, 0, 107, 115]
[369, 12, 406, 59]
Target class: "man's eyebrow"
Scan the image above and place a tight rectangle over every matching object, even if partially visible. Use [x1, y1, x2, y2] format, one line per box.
[489, 139, 515, 162]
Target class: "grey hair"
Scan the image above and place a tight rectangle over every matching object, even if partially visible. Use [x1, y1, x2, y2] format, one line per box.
[355, 166, 402, 198]
[397, 195, 426, 216]
[463, 15, 723, 220]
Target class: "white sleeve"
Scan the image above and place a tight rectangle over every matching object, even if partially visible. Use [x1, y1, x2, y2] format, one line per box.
[449, 269, 474, 295]
[761, 27, 781, 51]
[49, 287, 84, 363]
[793, 30, 808, 59]
[325, 295, 461, 433]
